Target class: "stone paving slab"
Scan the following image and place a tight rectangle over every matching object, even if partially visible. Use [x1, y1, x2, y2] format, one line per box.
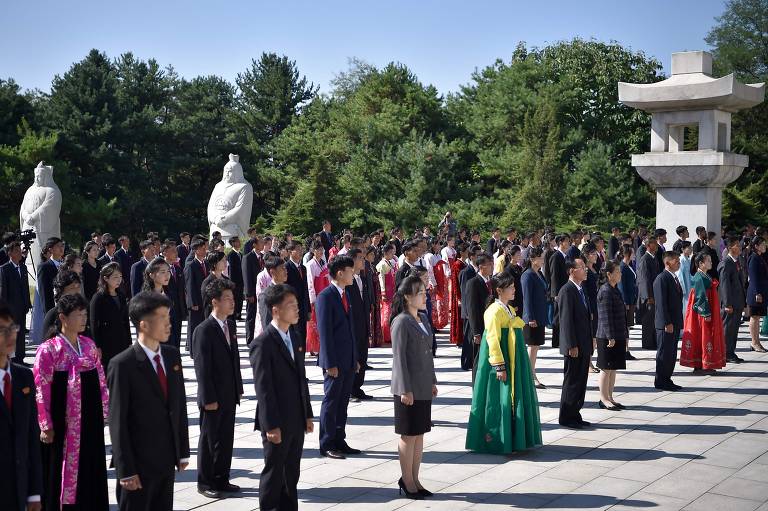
[27, 316, 768, 510]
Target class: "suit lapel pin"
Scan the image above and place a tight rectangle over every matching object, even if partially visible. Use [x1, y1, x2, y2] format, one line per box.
[173, 364, 181, 372]
[21, 386, 31, 394]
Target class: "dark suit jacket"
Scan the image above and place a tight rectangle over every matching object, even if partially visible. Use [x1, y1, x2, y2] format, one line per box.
[549, 250, 568, 299]
[653, 270, 683, 331]
[458, 264, 477, 319]
[37, 259, 58, 313]
[556, 280, 593, 356]
[347, 276, 371, 362]
[0, 261, 31, 325]
[319, 231, 335, 258]
[316, 284, 357, 372]
[249, 324, 313, 433]
[176, 243, 190, 269]
[130, 258, 149, 297]
[285, 259, 310, 323]
[521, 268, 548, 325]
[184, 258, 206, 311]
[566, 245, 580, 262]
[608, 236, 620, 261]
[0, 363, 42, 511]
[242, 251, 262, 298]
[596, 283, 627, 340]
[718, 255, 746, 310]
[394, 261, 413, 290]
[747, 252, 768, 307]
[636, 251, 659, 303]
[108, 343, 190, 479]
[486, 238, 500, 257]
[618, 261, 638, 305]
[192, 316, 244, 410]
[227, 250, 243, 290]
[89, 291, 132, 367]
[166, 262, 187, 320]
[464, 274, 491, 339]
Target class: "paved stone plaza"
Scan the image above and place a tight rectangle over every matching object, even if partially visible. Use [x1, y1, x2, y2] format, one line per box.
[30, 318, 767, 510]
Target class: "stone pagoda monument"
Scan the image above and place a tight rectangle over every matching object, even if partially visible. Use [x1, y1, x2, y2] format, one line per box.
[619, 51, 765, 245]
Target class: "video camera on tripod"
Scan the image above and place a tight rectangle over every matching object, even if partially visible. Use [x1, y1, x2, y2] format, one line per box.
[15, 228, 37, 251]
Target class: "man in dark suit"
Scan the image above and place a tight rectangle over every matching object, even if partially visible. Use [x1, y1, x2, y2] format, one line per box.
[636, 237, 660, 350]
[226, 236, 244, 320]
[0, 242, 32, 364]
[462, 254, 493, 374]
[249, 284, 313, 511]
[556, 259, 593, 429]
[318, 220, 335, 260]
[608, 227, 621, 261]
[114, 235, 134, 296]
[653, 251, 684, 391]
[176, 232, 190, 270]
[459, 245, 481, 357]
[192, 279, 243, 498]
[316, 255, 360, 459]
[672, 225, 689, 254]
[285, 241, 310, 344]
[549, 234, 571, 349]
[37, 237, 64, 314]
[108, 292, 190, 511]
[257, 257, 288, 330]
[184, 238, 207, 353]
[653, 228, 667, 270]
[0, 302, 42, 511]
[395, 241, 418, 289]
[566, 232, 582, 262]
[486, 227, 501, 256]
[130, 240, 155, 298]
[160, 243, 186, 349]
[347, 249, 372, 401]
[719, 237, 746, 363]
[97, 235, 119, 266]
[242, 236, 264, 344]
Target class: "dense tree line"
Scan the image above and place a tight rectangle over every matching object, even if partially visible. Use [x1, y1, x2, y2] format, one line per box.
[1, 1, 766, 246]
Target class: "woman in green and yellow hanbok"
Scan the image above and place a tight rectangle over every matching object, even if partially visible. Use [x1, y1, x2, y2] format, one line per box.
[466, 272, 542, 454]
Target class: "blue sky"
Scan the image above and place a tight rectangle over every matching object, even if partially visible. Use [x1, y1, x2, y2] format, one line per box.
[1, 0, 727, 96]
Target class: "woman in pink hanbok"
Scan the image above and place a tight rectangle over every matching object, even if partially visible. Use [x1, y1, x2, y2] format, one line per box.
[34, 293, 109, 510]
[306, 241, 330, 355]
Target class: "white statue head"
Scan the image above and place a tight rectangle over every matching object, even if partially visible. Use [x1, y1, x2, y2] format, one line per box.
[33, 161, 54, 187]
[222, 154, 244, 184]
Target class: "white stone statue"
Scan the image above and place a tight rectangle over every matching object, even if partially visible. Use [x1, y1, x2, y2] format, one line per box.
[19, 161, 62, 273]
[207, 154, 253, 241]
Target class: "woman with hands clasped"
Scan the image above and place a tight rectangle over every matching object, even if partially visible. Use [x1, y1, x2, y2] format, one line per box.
[390, 275, 438, 500]
[595, 261, 628, 410]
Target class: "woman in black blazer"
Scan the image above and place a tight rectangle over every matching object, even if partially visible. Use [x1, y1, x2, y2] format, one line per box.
[89, 262, 132, 371]
[747, 236, 768, 352]
[595, 261, 628, 411]
[81, 240, 102, 301]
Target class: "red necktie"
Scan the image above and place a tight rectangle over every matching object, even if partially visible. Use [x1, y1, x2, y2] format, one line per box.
[154, 354, 168, 400]
[200, 260, 207, 278]
[486, 281, 492, 294]
[341, 291, 349, 313]
[3, 373, 11, 412]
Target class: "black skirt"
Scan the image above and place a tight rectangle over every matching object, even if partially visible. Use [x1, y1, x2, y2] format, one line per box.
[42, 369, 109, 511]
[750, 304, 767, 317]
[596, 338, 627, 370]
[394, 397, 432, 436]
[523, 324, 545, 346]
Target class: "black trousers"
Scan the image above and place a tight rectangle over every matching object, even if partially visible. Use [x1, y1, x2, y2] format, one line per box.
[655, 328, 680, 386]
[186, 308, 204, 352]
[722, 307, 743, 358]
[260, 428, 304, 511]
[559, 351, 590, 425]
[117, 471, 174, 511]
[460, 320, 476, 372]
[197, 405, 236, 490]
[234, 284, 244, 320]
[551, 323, 560, 349]
[245, 299, 257, 344]
[319, 370, 354, 452]
[639, 301, 657, 349]
[11, 323, 25, 363]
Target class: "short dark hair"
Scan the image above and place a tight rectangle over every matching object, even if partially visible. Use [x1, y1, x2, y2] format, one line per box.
[264, 283, 298, 312]
[663, 251, 680, 262]
[328, 255, 354, 279]
[264, 255, 285, 271]
[654, 228, 667, 237]
[348, 248, 363, 259]
[103, 235, 116, 247]
[139, 239, 153, 251]
[694, 251, 710, 267]
[695, 226, 706, 235]
[191, 239, 206, 251]
[476, 254, 493, 267]
[204, 277, 236, 303]
[565, 259, 582, 273]
[54, 270, 81, 302]
[229, 236, 240, 245]
[56, 292, 88, 317]
[726, 236, 740, 248]
[44, 237, 63, 251]
[676, 225, 688, 236]
[129, 291, 172, 329]
[205, 250, 226, 270]
[180, 232, 191, 239]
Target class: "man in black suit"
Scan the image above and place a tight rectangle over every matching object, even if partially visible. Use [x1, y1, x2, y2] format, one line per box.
[249, 284, 314, 511]
[318, 220, 335, 260]
[37, 237, 64, 314]
[160, 243, 186, 349]
[556, 259, 593, 429]
[653, 251, 684, 391]
[0, 242, 32, 364]
[653, 228, 667, 270]
[691, 226, 707, 255]
[672, 225, 689, 254]
[462, 254, 493, 375]
[226, 236, 245, 320]
[719, 237, 746, 363]
[0, 232, 16, 266]
[395, 241, 418, 289]
[184, 238, 207, 353]
[192, 278, 243, 498]
[114, 235, 133, 296]
[285, 241, 310, 344]
[0, 302, 42, 511]
[608, 227, 621, 261]
[242, 236, 264, 344]
[176, 232, 190, 270]
[257, 257, 288, 330]
[566, 232, 582, 262]
[486, 227, 502, 256]
[130, 240, 155, 298]
[347, 249, 372, 401]
[549, 234, 571, 349]
[636, 236, 660, 350]
[108, 292, 190, 511]
[97, 235, 119, 266]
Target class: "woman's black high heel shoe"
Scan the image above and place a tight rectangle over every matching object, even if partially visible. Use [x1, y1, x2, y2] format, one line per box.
[398, 478, 423, 500]
[599, 400, 620, 411]
[418, 487, 433, 497]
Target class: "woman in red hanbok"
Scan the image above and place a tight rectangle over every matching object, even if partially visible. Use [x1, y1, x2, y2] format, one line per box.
[681, 252, 725, 374]
[433, 257, 450, 329]
[366, 246, 383, 347]
[449, 244, 468, 345]
[306, 243, 330, 355]
[376, 244, 398, 344]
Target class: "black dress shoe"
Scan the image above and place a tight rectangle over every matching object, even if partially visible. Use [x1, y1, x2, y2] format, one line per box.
[349, 396, 361, 403]
[726, 356, 744, 364]
[625, 352, 637, 361]
[198, 488, 222, 499]
[220, 483, 241, 493]
[559, 421, 583, 429]
[534, 382, 547, 390]
[363, 363, 374, 370]
[338, 444, 361, 455]
[320, 449, 346, 459]
[578, 420, 592, 428]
